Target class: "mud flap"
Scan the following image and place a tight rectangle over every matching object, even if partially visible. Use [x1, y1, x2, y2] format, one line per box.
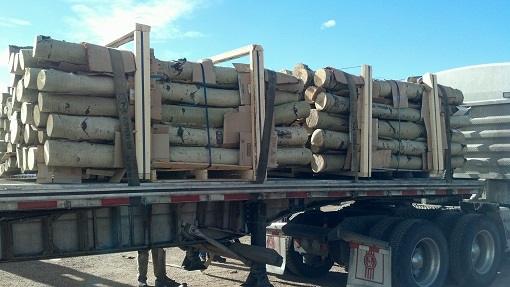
[265, 222, 286, 275]
[346, 243, 391, 287]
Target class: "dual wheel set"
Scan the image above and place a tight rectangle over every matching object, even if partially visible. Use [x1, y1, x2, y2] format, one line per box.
[285, 212, 503, 287]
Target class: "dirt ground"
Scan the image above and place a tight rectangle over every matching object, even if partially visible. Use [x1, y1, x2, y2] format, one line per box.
[0, 247, 509, 287]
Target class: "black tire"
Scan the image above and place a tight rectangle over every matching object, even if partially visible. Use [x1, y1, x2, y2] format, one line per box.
[285, 237, 334, 278]
[449, 214, 502, 287]
[389, 219, 448, 287]
[368, 217, 405, 241]
[433, 211, 463, 239]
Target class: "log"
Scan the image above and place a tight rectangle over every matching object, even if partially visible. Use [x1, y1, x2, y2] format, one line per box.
[438, 85, 464, 105]
[4, 157, 19, 173]
[450, 115, 471, 128]
[19, 49, 52, 70]
[44, 140, 116, 168]
[275, 126, 309, 146]
[304, 86, 324, 104]
[161, 105, 236, 128]
[377, 138, 427, 156]
[311, 129, 350, 150]
[277, 147, 312, 166]
[313, 68, 363, 91]
[38, 93, 119, 116]
[389, 155, 423, 170]
[274, 101, 311, 126]
[292, 63, 314, 87]
[451, 143, 467, 156]
[9, 116, 23, 144]
[0, 93, 10, 104]
[27, 146, 38, 171]
[372, 80, 424, 101]
[37, 69, 127, 95]
[47, 114, 119, 141]
[161, 82, 241, 107]
[169, 146, 239, 165]
[451, 129, 465, 143]
[23, 67, 42, 89]
[372, 103, 421, 122]
[21, 102, 36, 125]
[33, 36, 88, 65]
[24, 124, 38, 145]
[164, 125, 224, 147]
[33, 105, 49, 127]
[311, 154, 347, 173]
[314, 92, 349, 114]
[306, 109, 349, 132]
[378, 120, 427, 140]
[38, 129, 48, 144]
[12, 53, 24, 75]
[16, 80, 38, 102]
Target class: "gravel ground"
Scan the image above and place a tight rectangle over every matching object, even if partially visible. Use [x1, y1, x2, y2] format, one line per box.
[0, 247, 509, 287]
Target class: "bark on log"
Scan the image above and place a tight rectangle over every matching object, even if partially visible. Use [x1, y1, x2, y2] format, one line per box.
[24, 124, 37, 145]
[292, 63, 314, 87]
[372, 103, 421, 122]
[9, 116, 23, 144]
[27, 146, 38, 171]
[376, 138, 427, 156]
[314, 92, 349, 114]
[15, 83, 38, 103]
[23, 67, 42, 89]
[161, 82, 241, 107]
[451, 129, 465, 143]
[372, 80, 425, 101]
[161, 105, 235, 128]
[306, 110, 349, 132]
[47, 114, 119, 141]
[33, 105, 49, 128]
[311, 129, 350, 150]
[165, 125, 224, 147]
[21, 102, 36, 125]
[37, 69, 127, 95]
[304, 86, 324, 104]
[168, 146, 239, 165]
[438, 85, 464, 105]
[274, 101, 311, 126]
[4, 157, 19, 172]
[275, 126, 309, 146]
[33, 36, 88, 65]
[450, 115, 471, 128]
[38, 130, 48, 144]
[277, 147, 312, 166]
[19, 49, 53, 71]
[313, 68, 361, 91]
[311, 154, 347, 173]
[12, 53, 24, 75]
[451, 143, 467, 156]
[44, 140, 115, 168]
[38, 93, 119, 116]
[378, 120, 427, 140]
[389, 155, 423, 170]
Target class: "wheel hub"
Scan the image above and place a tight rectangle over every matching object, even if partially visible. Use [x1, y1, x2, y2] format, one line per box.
[412, 249, 424, 270]
[410, 238, 441, 286]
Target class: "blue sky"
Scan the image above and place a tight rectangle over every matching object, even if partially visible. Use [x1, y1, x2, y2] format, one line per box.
[1, 0, 509, 92]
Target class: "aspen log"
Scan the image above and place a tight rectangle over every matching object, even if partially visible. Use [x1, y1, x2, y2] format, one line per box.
[38, 93, 119, 116]
[44, 140, 116, 168]
[4, 133, 10, 143]
[314, 68, 364, 91]
[311, 154, 347, 173]
[9, 116, 23, 144]
[12, 53, 23, 75]
[161, 105, 235, 128]
[372, 80, 425, 101]
[0, 93, 9, 104]
[37, 69, 128, 95]
[47, 114, 119, 141]
[19, 49, 53, 71]
[38, 130, 48, 144]
[33, 105, 49, 128]
[314, 92, 349, 114]
[165, 125, 224, 147]
[279, 69, 293, 75]
[378, 120, 427, 140]
[277, 147, 312, 166]
[377, 138, 427, 156]
[24, 124, 38, 145]
[451, 143, 468, 156]
[438, 85, 464, 105]
[4, 157, 19, 173]
[169, 146, 239, 165]
[16, 80, 38, 103]
[389, 155, 424, 170]
[23, 67, 42, 89]
[11, 93, 22, 112]
[451, 129, 465, 143]
[311, 129, 350, 150]
[306, 109, 349, 132]
[161, 82, 241, 107]
[451, 156, 467, 168]
[21, 102, 36, 125]
[274, 101, 311, 126]
[450, 115, 471, 128]
[304, 86, 324, 104]
[10, 73, 22, 89]
[292, 63, 314, 87]
[6, 142, 14, 153]
[372, 103, 421, 122]
[27, 146, 38, 171]
[275, 126, 309, 146]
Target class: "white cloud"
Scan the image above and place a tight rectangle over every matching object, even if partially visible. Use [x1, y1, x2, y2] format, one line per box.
[0, 17, 31, 27]
[63, 0, 205, 44]
[321, 19, 336, 30]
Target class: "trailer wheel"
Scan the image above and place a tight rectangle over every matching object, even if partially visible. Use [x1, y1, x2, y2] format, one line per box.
[368, 217, 404, 240]
[449, 214, 502, 287]
[433, 211, 463, 239]
[390, 219, 448, 287]
[285, 237, 334, 278]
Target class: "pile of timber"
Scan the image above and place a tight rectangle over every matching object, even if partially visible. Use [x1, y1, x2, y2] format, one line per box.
[2, 38, 135, 182]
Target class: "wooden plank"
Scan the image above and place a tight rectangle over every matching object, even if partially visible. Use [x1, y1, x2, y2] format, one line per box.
[360, 65, 372, 177]
[207, 45, 261, 64]
[421, 73, 444, 174]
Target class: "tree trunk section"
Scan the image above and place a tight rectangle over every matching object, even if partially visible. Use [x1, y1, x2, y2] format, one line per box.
[306, 109, 349, 132]
[292, 63, 314, 87]
[16, 80, 38, 103]
[33, 105, 49, 128]
[47, 114, 119, 141]
[38, 130, 48, 144]
[304, 86, 324, 104]
[23, 67, 41, 90]
[161, 82, 241, 107]
[24, 124, 38, 145]
[389, 155, 423, 170]
[376, 138, 427, 156]
[19, 49, 52, 70]
[34, 36, 88, 65]
[44, 140, 116, 168]
[314, 68, 349, 91]
[311, 129, 350, 150]
[314, 92, 349, 114]
[378, 120, 427, 140]
[37, 69, 127, 95]
[169, 146, 239, 165]
[312, 154, 347, 173]
[274, 101, 311, 126]
[38, 92, 119, 116]
[161, 105, 235, 128]
[165, 125, 224, 147]
[27, 146, 38, 171]
[372, 80, 424, 101]
[21, 102, 36, 125]
[372, 103, 421, 122]
[9, 117, 23, 144]
[275, 126, 309, 146]
[277, 147, 312, 166]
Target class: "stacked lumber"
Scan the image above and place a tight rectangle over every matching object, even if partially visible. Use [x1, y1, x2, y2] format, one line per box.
[2, 37, 135, 182]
